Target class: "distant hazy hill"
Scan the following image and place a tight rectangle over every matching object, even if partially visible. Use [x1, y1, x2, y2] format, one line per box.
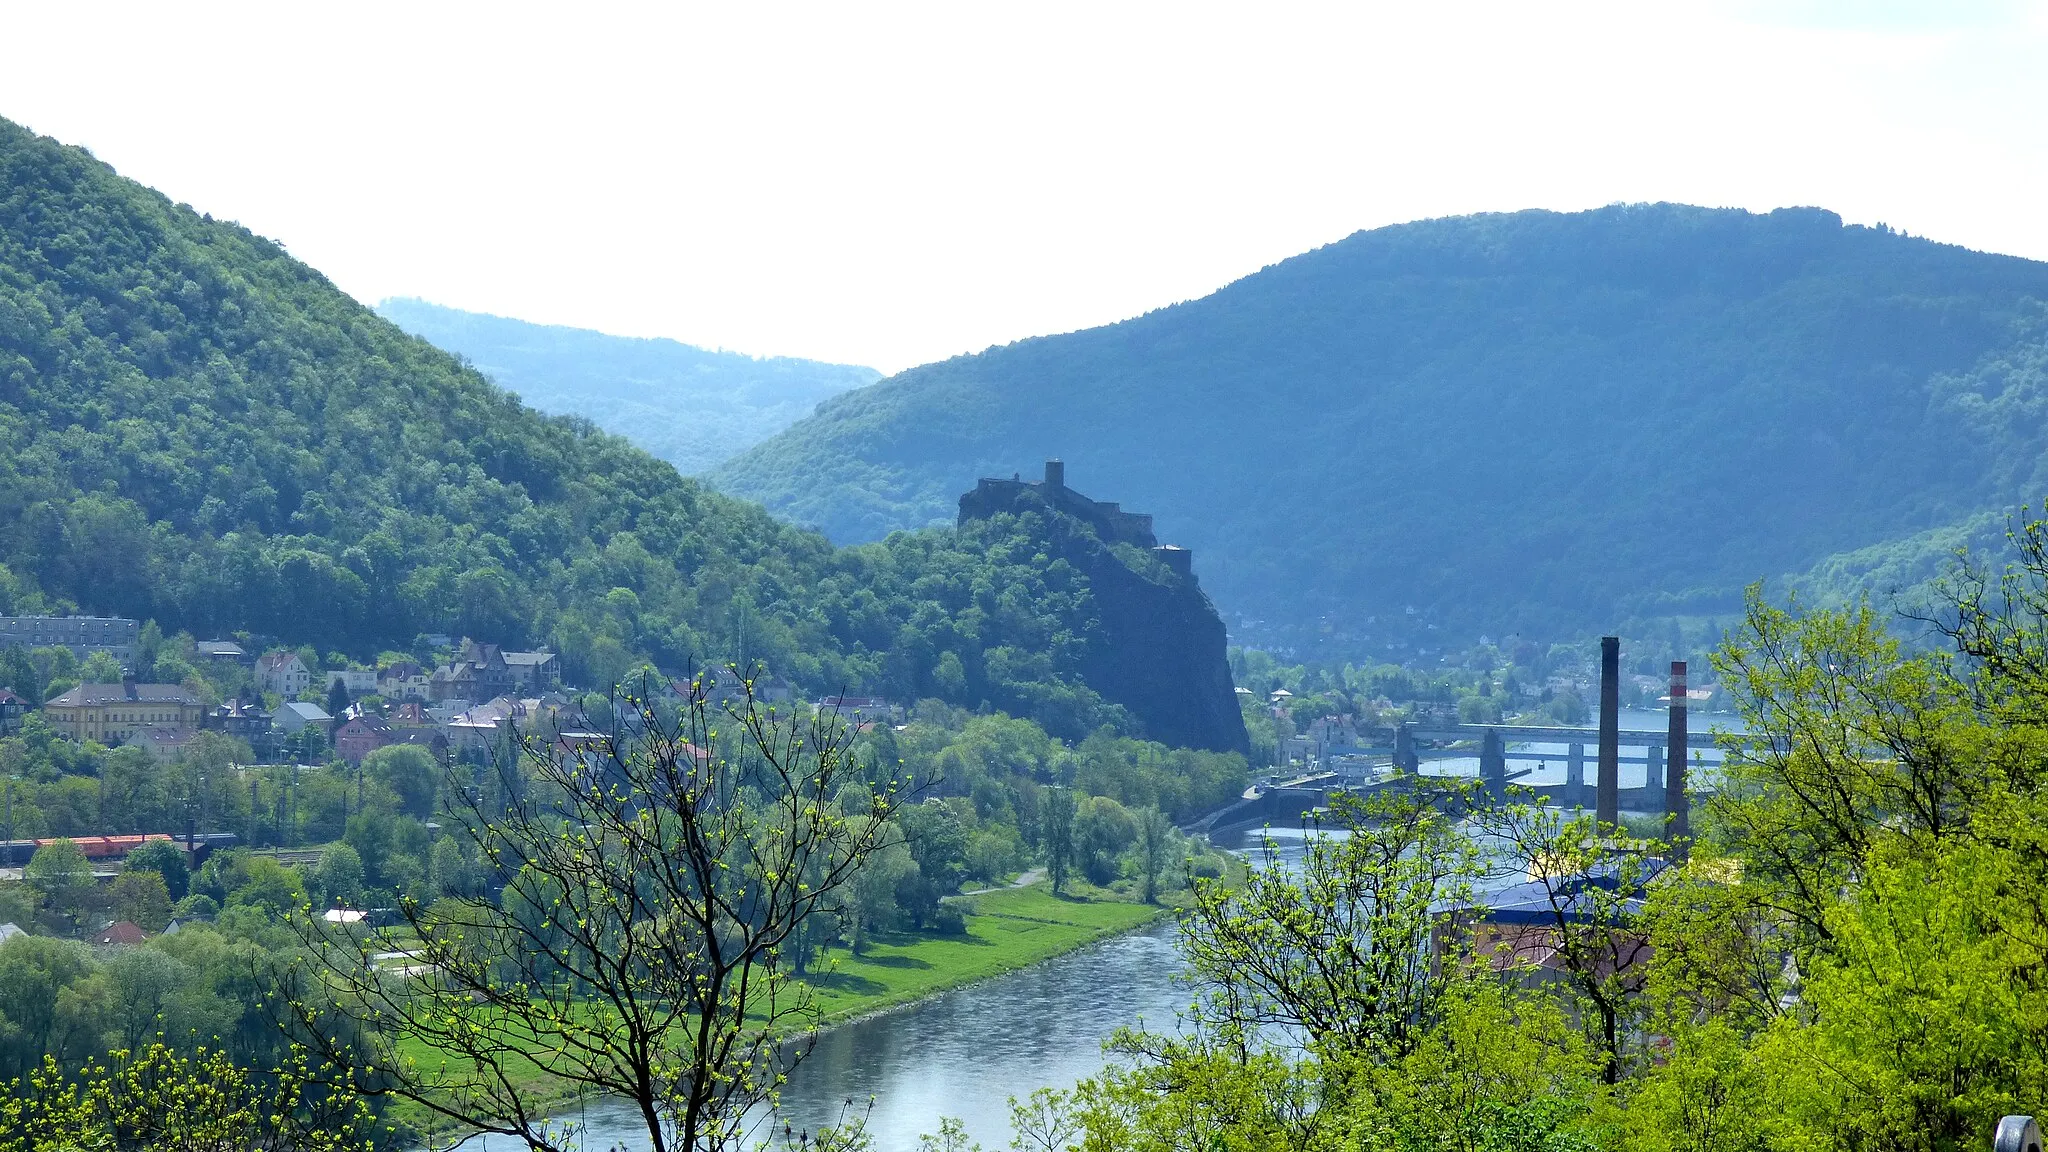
[375, 299, 877, 474]
[714, 205, 2048, 655]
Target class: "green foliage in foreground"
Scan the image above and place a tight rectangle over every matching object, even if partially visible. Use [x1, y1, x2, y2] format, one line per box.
[0, 1044, 372, 1152]
[894, 551, 2048, 1151]
[716, 203, 2048, 654]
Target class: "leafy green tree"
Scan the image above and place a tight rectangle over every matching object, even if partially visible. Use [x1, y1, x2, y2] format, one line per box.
[0, 1043, 372, 1152]
[23, 839, 93, 928]
[361, 743, 438, 819]
[314, 843, 364, 909]
[123, 838, 190, 900]
[78, 652, 122, 684]
[1042, 786, 1076, 896]
[1072, 796, 1136, 887]
[106, 870, 172, 933]
[0, 646, 40, 703]
[0, 935, 96, 1079]
[1132, 805, 1174, 904]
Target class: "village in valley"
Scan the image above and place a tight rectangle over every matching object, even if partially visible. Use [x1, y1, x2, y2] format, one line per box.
[0, 611, 901, 940]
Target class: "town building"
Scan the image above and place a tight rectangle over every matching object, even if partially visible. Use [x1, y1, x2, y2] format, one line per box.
[272, 701, 332, 734]
[0, 616, 140, 664]
[680, 667, 798, 708]
[133, 725, 200, 764]
[256, 651, 313, 697]
[430, 641, 515, 703]
[208, 696, 269, 740]
[332, 713, 392, 763]
[378, 661, 430, 702]
[815, 695, 901, 725]
[93, 921, 148, 946]
[503, 649, 562, 692]
[0, 687, 26, 735]
[44, 680, 205, 744]
[195, 640, 248, 665]
[324, 669, 378, 696]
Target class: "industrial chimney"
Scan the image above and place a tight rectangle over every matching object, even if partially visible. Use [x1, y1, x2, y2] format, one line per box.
[1597, 636, 1620, 827]
[1666, 660, 1689, 852]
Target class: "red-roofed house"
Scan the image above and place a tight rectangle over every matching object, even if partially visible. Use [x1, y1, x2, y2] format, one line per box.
[93, 921, 148, 946]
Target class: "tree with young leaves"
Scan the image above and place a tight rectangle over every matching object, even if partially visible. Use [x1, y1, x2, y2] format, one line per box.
[1132, 805, 1174, 905]
[0, 1043, 372, 1152]
[1041, 785, 1076, 896]
[290, 671, 917, 1152]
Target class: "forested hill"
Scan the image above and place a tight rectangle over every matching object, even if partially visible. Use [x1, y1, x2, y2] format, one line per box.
[712, 205, 2048, 655]
[0, 117, 1233, 748]
[374, 299, 876, 475]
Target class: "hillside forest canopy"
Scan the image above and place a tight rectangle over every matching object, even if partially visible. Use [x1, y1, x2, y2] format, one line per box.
[0, 116, 1239, 751]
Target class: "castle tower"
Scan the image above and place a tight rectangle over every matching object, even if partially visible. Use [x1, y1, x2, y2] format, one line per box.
[1044, 459, 1065, 489]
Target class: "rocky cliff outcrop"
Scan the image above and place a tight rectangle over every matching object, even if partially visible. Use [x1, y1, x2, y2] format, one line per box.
[959, 461, 1249, 755]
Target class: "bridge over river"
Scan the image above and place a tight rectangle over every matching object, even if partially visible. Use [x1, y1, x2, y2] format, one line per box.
[1197, 716, 1733, 837]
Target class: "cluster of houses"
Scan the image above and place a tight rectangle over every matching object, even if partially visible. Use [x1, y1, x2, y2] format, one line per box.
[2, 614, 912, 768]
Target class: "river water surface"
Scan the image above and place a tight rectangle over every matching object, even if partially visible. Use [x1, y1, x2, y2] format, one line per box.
[557, 918, 1192, 1151]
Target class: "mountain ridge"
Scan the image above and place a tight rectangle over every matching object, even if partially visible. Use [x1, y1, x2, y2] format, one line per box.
[373, 298, 877, 475]
[713, 203, 2048, 656]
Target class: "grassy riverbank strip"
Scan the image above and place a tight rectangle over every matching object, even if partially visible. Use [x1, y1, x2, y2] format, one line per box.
[391, 883, 1168, 1141]
[803, 884, 1171, 1025]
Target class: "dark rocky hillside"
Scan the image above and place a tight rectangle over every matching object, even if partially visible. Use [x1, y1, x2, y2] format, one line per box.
[958, 461, 1246, 754]
[714, 205, 2048, 656]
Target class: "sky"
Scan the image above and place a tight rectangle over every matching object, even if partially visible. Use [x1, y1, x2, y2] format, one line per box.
[4, 1, 2045, 374]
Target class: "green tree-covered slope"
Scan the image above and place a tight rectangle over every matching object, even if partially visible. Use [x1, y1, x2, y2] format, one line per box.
[0, 117, 1231, 748]
[373, 298, 876, 475]
[712, 205, 2048, 655]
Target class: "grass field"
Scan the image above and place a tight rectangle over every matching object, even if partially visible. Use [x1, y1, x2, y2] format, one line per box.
[804, 884, 1169, 1022]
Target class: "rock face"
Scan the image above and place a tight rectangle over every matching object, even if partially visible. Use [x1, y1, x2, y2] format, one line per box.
[959, 461, 1250, 755]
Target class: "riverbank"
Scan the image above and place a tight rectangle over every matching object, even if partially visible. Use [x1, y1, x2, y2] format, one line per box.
[394, 882, 1169, 1143]
[806, 884, 1170, 1025]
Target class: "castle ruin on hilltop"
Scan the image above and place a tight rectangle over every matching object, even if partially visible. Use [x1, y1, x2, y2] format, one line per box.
[957, 459, 1194, 579]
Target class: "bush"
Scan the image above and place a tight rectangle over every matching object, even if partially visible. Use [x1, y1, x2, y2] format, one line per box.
[928, 903, 967, 936]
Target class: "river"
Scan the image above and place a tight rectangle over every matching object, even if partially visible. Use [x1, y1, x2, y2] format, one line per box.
[483, 707, 1748, 1150]
[552, 917, 1192, 1151]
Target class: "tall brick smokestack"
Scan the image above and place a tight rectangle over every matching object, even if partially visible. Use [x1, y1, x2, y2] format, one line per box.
[1597, 636, 1619, 826]
[1667, 660, 1689, 852]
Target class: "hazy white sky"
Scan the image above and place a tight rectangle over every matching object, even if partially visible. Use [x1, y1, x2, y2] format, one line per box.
[4, 1, 2044, 373]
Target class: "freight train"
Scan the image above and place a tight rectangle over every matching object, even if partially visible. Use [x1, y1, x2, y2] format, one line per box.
[0, 831, 238, 868]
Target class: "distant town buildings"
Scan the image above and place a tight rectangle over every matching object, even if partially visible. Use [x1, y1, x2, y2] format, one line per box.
[429, 642, 560, 702]
[43, 680, 204, 744]
[0, 688, 26, 735]
[133, 725, 200, 764]
[195, 639, 247, 664]
[0, 615, 140, 664]
[324, 669, 377, 696]
[272, 701, 332, 734]
[815, 695, 900, 725]
[256, 651, 313, 697]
